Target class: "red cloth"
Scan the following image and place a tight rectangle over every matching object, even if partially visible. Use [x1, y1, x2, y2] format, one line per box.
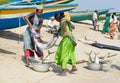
[24, 49, 43, 59]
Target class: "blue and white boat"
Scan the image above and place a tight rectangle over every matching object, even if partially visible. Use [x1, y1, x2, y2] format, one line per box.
[0, 3, 78, 30]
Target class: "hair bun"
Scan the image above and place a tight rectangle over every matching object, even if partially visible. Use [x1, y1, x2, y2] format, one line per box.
[54, 12, 64, 20]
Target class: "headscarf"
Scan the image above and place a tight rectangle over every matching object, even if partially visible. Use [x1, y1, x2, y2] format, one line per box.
[36, 5, 43, 12]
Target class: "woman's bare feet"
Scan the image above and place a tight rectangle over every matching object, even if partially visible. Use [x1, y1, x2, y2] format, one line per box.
[71, 66, 77, 71]
[110, 36, 114, 39]
[59, 69, 67, 76]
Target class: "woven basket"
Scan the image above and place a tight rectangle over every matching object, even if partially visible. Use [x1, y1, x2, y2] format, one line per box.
[87, 62, 103, 71]
[32, 62, 50, 72]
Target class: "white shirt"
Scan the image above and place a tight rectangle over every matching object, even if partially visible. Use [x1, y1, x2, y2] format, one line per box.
[114, 15, 117, 23]
[47, 20, 54, 28]
[92, 12, 97, 20]
[110, 15, 117, 23]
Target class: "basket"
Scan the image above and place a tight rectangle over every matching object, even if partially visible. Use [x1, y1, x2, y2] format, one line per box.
[31, 62, 50, 72]
[87, 62, 103, 71]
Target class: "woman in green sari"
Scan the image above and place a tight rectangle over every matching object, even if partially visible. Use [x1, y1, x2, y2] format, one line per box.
[54, 12, 77, 76]
[102, 13, 111, 34]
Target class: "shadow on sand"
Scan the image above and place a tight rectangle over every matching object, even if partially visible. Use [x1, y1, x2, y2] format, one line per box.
[0, 30, 23, 41]
[0, 48, 16, 54]
[111, 64, 120, 71]
[73, 21, 93, 26]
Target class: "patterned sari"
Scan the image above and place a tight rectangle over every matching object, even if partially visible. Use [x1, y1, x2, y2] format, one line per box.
[23, 13, 43, 57]
[109, 19, 116, 37]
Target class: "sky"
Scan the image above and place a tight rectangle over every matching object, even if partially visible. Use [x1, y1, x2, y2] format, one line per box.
[71, 0, 120, 12]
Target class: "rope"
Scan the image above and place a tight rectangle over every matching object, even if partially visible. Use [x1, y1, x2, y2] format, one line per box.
[17, 16, 22, 44]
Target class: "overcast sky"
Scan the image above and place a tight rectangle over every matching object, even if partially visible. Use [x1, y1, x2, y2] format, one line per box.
[72, 0, 120, 12]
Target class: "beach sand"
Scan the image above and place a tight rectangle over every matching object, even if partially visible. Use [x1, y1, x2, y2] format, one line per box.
[0, 20, 120, 83]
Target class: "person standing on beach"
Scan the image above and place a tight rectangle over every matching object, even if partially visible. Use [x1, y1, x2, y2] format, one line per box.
[54, 12, 77, 76]
[112, 12, 118, 24]
[109, 14, 117, 39]
[102, 13, 111, 34]
[92, 10, 98, 30]
[23, 6, 44, 67]
[112, 12, 119, 32]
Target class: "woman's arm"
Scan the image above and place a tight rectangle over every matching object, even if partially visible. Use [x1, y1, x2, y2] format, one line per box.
[24, 15, 32, 29]
[36, 25, 42, 31]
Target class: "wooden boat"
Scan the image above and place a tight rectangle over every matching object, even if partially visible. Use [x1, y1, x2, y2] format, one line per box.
[92, 43, 120, 51]
[79, 38, 120, 51]
[0, 3, 78, 30]
[0, 0, 74, 5]
[0, 0, 21, 5]
[98, 12, 120, 21]
[70, 9, 111, 22]
[9, 0, 74, 5]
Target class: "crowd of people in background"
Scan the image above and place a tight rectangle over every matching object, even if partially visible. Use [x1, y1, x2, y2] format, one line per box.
[108, 12, 118, 39]
[92, 10, 120, 39]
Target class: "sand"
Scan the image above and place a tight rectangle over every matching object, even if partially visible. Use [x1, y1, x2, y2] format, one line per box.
[0, 20, 120, 83]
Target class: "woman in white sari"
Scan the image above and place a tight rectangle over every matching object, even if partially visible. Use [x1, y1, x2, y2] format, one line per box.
[23, 6, 44, 67]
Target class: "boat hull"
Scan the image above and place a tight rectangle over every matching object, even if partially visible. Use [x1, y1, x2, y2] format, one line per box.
[0, 4, 77, 30]
[9, 0, 74, 5]
[70, 9, 110, 22]
[0, 0, 74, 5]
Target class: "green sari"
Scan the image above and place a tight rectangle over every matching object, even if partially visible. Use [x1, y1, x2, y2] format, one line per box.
[102, 16, 110, 34]
[55, 18, 76, 69]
